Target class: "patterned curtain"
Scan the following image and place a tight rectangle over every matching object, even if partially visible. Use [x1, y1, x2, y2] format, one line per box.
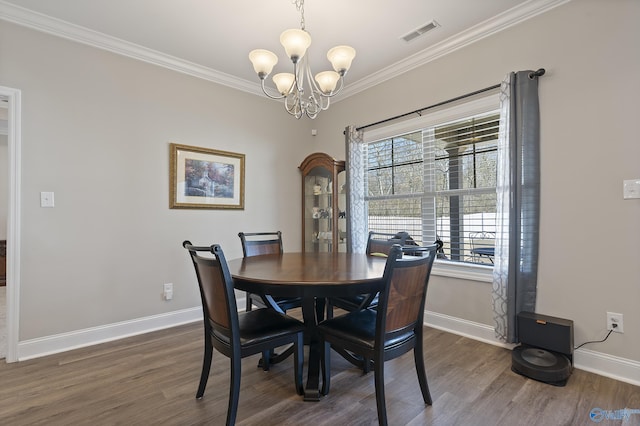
[345, 125, 368, 253]
[492, 71, 542, 343]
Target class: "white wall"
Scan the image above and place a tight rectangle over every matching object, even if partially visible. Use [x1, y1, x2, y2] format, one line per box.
[314, 0, 640, 363]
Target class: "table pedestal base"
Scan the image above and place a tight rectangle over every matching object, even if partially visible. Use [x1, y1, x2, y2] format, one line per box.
[302, 296, 327, 401]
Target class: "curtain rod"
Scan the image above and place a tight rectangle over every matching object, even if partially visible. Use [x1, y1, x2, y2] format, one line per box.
[355, 68, 545, 132]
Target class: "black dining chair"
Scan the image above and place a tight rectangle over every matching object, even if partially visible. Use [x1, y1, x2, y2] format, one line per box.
[183, 241, 304, 426]
[326, 231, 416, 318]
[318, 244, 438, 426]
[238, 231, 303, 314]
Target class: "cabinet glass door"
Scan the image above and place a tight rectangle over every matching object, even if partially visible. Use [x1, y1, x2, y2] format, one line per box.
[304, 167, 333, 252]
[337, 169, 347, 252]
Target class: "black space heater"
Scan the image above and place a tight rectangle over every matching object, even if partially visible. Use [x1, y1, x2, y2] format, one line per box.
[511, 311, 574, 386]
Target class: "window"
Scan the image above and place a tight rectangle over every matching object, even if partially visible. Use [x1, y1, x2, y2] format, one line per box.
[365, 102, 499, 266]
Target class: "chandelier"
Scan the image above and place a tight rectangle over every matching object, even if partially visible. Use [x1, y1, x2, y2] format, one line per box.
[248, 0, 356, 119]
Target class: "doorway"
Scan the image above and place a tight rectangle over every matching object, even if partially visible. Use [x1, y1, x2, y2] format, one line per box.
[0, 86, 22, 363]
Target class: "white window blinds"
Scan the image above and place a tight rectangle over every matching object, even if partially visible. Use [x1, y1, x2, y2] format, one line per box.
[364, 105, 499, 265]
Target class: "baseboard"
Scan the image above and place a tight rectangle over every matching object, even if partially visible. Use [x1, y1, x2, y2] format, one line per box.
[17, 307, 202, 361]
[573, 348, 640, 387]
[15, 306, 640, 387]
[425, 310, 516, 349]
[424, 310, 640, 387]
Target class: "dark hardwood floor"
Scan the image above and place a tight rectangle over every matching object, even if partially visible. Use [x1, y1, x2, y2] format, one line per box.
[0, 313, 638, 425]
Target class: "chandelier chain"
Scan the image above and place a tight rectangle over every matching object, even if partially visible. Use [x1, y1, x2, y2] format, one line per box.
[294, 0, 306, 30]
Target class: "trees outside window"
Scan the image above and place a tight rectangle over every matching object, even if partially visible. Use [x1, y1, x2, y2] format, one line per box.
[366, 112, 499, 265]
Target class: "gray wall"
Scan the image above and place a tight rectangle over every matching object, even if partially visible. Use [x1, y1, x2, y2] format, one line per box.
[0, 21, 312, 339]
[312, 0, 640, 362]
[0, 0, 638, 367]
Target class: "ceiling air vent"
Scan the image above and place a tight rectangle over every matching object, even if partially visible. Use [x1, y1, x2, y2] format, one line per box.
[401, 20, 439, 43]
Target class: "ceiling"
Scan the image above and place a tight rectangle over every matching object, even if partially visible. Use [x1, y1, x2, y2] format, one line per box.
[0, 0, 566, 98]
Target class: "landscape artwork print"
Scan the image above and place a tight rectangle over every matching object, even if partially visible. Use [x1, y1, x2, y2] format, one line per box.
[169, 143, 245, 209]
[184, 158, 235, 199]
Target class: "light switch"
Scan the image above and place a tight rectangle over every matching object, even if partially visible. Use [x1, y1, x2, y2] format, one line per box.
[622, 179, 640, 200]
[623, 179, 640, 199]
[40, 191, 55, 207]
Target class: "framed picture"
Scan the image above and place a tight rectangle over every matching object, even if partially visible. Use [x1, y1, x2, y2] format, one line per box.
[169, 143, 245, 209]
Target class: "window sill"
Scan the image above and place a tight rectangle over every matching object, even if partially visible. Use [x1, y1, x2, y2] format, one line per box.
[432, 260, 493, 282]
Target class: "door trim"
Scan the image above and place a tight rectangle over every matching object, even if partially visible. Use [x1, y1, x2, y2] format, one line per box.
[1, 86, 21, 363]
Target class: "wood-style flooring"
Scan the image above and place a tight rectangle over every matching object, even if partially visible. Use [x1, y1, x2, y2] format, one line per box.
[0, 315, 638, 426]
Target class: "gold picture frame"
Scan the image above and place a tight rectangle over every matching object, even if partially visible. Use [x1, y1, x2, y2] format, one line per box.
[169, 143, 245, 209]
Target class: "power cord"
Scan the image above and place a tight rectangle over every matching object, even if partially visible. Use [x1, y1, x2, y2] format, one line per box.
[574, 328, 614, 350]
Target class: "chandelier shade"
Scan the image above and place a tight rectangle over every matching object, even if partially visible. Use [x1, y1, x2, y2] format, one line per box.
[248, 49, 278, 78]
[248, 0, 355, 119]
[280, 29, 312, 62]
[315, 71, 340, 94]
[327, 46, 356, 75]
[273, 73, 296, 95]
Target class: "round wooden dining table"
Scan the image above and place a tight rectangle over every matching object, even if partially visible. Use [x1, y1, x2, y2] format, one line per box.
[227, 252, 387, 401]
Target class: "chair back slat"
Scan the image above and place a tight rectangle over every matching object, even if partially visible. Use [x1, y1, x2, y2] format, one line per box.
[385, 262, 430, 333]
[239, 232, 283, 257]
[183, 242, 237, 335]
[193, 256, 231, 329]
[378, 244, 437, 337]
[367, 239, 396, 256]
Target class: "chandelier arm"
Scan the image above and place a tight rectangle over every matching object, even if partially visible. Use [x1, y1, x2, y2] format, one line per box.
[260, 79, 287, 100]
[284, 91, 303, 119]
[320, 96, 331, 111]
[305, 100, 319, 118]
[313, 88, 330, 112]
[284, 92, 296, 113]
[306, 66, 323, 98]
[304, 60, 322, 111]
[332, 77, 345, 96]
[293, 60, 305, 95]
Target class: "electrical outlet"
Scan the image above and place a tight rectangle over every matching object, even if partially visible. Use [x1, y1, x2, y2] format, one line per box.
[607, 312, 623, 333]
[163, 283, 173, 301]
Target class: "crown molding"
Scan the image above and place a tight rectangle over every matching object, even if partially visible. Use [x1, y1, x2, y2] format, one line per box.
[0, 0, 263, 96]
[339, 0, 570, 99]
[0, 0, 570, 100]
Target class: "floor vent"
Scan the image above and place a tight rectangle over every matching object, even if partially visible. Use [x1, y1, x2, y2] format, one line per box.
[401, 20, 439, 42]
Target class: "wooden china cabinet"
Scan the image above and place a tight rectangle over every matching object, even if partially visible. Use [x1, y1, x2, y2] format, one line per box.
[299, 152, 347, 253]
